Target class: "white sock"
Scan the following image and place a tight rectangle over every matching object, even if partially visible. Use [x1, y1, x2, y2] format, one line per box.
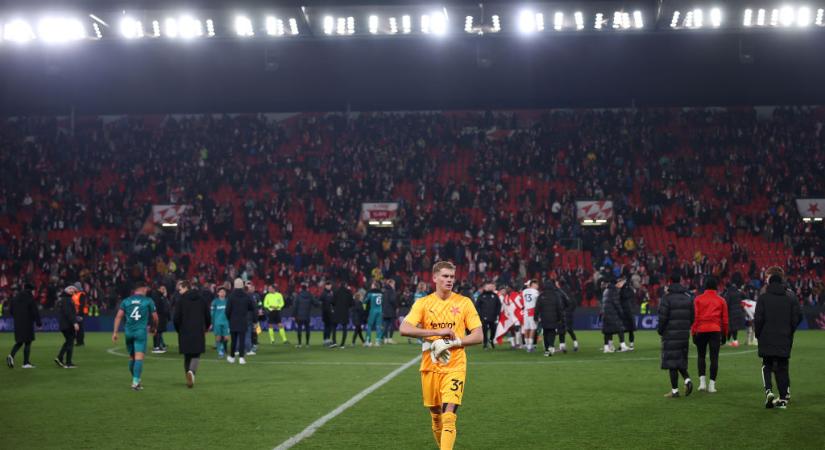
[672, 388, 679, 394]
[709, 380, 716, 388]
[684, 378, 691, 385]
[560, 343, 566, 350]
[526, 338, 533, 347]
[573, 340, 579, 347]
[700, 376, 706, 385]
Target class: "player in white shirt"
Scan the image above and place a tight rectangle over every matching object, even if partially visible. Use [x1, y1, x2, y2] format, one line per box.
[522, 280, 540, 352]
[741, 298, 757, 346]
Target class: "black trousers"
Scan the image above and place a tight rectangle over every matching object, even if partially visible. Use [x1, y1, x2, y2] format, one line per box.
[230, 330, 246, 356]
[332, 322, 348, 346]
[559, 326, 577, 343]
[382, 318, 396, 339]
[669, 368, 691, 389]
[184, 353, 201, 373]
[762, 356, 790, 400]
[295, 320, 310, 345]
[58, 329, 75, 364]
[693, 332, 721, 380]
[482, 320, 497, 348]
[75, 319, 85, 345]
[351, 324, 365, 344]
[10, 340, 33, 364]
[322, 317, 333, 341]
[603, 332, 625, 345]
[542, 328, 557, 351]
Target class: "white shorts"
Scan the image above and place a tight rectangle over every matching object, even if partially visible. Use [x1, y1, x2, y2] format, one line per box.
[522, 317, 537, 331]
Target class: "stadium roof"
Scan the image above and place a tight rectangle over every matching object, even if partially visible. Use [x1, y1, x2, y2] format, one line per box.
[1, 1, 825, 114]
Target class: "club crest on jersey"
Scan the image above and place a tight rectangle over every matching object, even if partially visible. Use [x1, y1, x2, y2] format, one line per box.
[450, 306, 460, 315]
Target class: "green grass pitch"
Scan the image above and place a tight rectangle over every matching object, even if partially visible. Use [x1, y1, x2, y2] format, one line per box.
[1, 330, 823, 449]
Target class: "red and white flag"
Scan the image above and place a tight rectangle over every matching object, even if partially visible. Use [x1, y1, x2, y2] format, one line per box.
[576, 200, 614, 221]
[495, 291, 524, 343]
[152, 205, 190, 224]
[795, 199, 825, 218]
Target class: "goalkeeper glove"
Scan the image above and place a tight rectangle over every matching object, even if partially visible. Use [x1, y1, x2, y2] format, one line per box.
[430, 338, 462, 365]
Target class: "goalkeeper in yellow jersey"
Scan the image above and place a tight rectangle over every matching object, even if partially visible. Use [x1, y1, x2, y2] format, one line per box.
[400, 261, 483, 450]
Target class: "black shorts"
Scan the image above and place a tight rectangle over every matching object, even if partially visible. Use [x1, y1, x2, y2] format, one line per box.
[268, 310, 282, 323]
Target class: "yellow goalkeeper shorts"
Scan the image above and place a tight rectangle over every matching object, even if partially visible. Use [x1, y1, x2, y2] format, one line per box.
[421, 371, 466, 408]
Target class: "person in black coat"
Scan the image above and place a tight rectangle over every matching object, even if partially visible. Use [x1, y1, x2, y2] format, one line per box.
[6, 284, 42, 369]
[535, 283, 563, 357]
[292, 283, 319, 347]
[331, 282, 354, 348]
[225, 278, 253, 363]
[755, 274, 803, 409]
[556, 281, 579, 352]
[151, 285, 171, 353]
[657, 273, 694, 398]
[475, 283, 501, 349]
[722, 273, 746, 347]
[55, 286, 79, 368]
[174, 281, 211, 387]
[320, 282, 335, 347]
[618, 274, 637, 350]
[601, 275, 628, 353]
[381, 279, 398, 344]
[350, 291, 367, 346]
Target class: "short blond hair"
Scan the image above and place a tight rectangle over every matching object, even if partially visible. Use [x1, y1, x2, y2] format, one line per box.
[432, 260, 456, 274]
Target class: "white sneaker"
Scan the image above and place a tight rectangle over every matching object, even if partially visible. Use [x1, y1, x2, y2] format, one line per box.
[22, 364, 35, 369]
[246, 351, 256, 356]
[227, 356, 236, 364]
[708, 381, 717, 393]
[603, 345, 615, 353]
[186, 370, 195, 388]
[239, 357, 247, 365]
[374, 342, 381, 347]
[619, 343, 631, 352]
[698, 376, 707, 391]
[629, 343, 635, 351]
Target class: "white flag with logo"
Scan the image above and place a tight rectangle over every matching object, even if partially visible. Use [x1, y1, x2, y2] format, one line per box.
[796, 199, 825, 218]
[576, 200, 614, 221]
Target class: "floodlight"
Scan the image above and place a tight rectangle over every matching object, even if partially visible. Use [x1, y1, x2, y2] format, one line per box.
[38, 17, 86, 43]
[574, 11, 584, 30]
[235, 15, 254, 37]
[4, 19, 35, 43]
[369, 15, 379, 34]
[323, 16, 334, 35]
[710, 8, 721, 28]
[633, 11, 643, 29]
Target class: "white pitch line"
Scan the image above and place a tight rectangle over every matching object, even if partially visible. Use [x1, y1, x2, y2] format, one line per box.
[273, 356, 420, 450]
[106, 347, 407, 366]
[473, 349, 757, 365]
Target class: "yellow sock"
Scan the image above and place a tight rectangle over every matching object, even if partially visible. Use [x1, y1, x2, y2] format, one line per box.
[440, 412, 457, 450]
[278, 328, 287, 342]
[430, 412, 441, 447]
[268, 328, 276, 343]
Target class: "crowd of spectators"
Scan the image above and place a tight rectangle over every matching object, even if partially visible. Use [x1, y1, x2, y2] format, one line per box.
[0, 107, 823, 315]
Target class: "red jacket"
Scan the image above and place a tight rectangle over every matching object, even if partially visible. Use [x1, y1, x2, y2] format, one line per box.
[691, 289, 729, 336]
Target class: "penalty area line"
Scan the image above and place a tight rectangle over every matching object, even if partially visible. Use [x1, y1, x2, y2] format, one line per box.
[273, 356, 419, 450]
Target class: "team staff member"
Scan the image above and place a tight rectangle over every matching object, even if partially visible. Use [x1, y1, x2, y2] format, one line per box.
[755, 273, 802, 409]
[475, 283, 501, 349]
[535, 280, 563, 357]
[657, 272, 694, 398]
[399, 261, 482, 450]
[174, 280, 211, 388]
[55, 285, 80, 368]
[6, 284, 42, 369]
[691, 277, 729, 393]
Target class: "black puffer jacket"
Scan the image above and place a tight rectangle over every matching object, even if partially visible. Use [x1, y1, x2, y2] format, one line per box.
[722, 286, 745, 332]
[619, 283, 636, 332]
[601, 285, 624, 334]
[174, 289, 211, 354]
[475, 291, 501, 322]
[535, 288, 563, 330]
[755, 283, 802, 358]
[56, 293, 78, 331]
[559, 287, 576, 329]
[657, 284, 694, 370]
[225, 288, 253, 332]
